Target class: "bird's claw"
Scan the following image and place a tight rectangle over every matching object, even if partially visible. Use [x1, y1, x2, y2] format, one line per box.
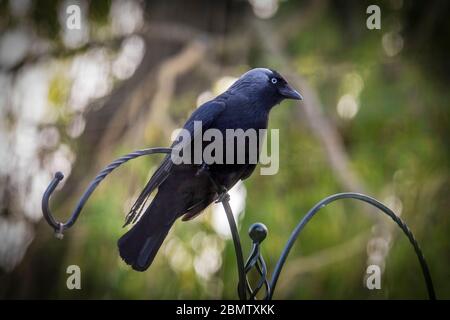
[196, 162, 209, 176]
[215, 187, 230, 203]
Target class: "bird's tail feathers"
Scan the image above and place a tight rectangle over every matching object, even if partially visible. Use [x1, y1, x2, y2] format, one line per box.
[118, 209, 174, 271]
[124, 157, 172, 227]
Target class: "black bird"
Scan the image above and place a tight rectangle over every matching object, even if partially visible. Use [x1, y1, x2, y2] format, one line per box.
[118, 68, 302, 271]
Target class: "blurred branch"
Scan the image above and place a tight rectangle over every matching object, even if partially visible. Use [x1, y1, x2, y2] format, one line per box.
[253, 19, 365, 193]
[276, 231, 369, 297]
[143, 22, 208, 43]
[59, 23, 215, 205]
[278, 0, 326, 43]
[3, 22, 208, 74]
[3, 35, 127, 74]
[145, 39, 209, 137]
[414, 1, 448, 50]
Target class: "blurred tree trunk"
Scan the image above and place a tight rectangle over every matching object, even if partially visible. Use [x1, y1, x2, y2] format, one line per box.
[1, 0, 250, 299]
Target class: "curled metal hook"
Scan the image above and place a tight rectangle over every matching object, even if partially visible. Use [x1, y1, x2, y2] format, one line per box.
[41, 147, 173, 238]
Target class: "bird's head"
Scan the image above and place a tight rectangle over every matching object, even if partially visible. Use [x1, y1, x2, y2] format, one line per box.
[227, 68, 303, 109]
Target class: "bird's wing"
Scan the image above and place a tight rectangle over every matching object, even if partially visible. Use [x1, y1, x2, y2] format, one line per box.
[174, 99, 226, 151]
[123, 100, 226, 227]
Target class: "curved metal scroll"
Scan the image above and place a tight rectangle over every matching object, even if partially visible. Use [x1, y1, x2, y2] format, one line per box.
[42, 147, 172, 238]
[267, 192, 436, 300]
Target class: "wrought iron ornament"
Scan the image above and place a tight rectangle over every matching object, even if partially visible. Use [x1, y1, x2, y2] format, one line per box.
[42, 147, 436, 300]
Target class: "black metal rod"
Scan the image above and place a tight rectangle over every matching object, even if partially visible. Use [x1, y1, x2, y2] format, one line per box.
[220, 197, 247, 300]
[41, 147, 172, 235]
[268, 192, 436, 300]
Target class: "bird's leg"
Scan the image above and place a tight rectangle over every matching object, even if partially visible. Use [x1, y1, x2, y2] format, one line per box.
[205, 171, 229, 203]
[215, 186, 230, 203]
[195, 161, 230, 203]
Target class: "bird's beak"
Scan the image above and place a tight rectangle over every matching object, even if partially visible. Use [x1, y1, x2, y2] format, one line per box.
[279, 83, 303, 100]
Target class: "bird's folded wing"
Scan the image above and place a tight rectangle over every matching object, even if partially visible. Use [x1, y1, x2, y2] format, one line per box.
[173, 100, 226, 152]
[123, 156, 172, 227]
[124, 100, 226, 227]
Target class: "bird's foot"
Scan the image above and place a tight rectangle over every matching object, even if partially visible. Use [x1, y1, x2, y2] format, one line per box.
[215, 186, 230, 203]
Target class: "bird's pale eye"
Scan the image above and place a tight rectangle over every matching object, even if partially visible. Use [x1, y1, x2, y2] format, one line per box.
[271, 78, 277, 84]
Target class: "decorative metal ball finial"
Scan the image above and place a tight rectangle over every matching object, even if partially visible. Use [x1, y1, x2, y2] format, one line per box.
[249, 223, 268, 243]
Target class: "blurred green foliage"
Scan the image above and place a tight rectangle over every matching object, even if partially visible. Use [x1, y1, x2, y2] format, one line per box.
[1, 0, 449, 300]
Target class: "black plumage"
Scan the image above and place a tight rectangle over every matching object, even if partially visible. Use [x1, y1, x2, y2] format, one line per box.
[118, 68, 302, 271]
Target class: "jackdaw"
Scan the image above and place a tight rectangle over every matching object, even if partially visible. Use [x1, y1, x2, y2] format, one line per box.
[118, 68, 302, 271]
